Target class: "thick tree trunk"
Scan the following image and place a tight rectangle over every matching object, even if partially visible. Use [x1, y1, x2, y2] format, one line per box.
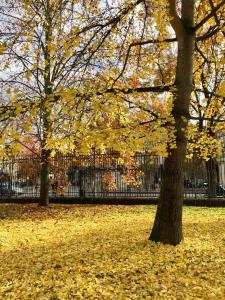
[150, 144, 186, 245]
[39, 149, 50, 206]
[205, 158, 219, 199]
[150, 0, 195, 245]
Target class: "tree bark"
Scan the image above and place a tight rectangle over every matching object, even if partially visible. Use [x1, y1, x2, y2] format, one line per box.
[205, 158, 219, 199]
[150, 0, 195, 245]
[39, 149, 50, 206]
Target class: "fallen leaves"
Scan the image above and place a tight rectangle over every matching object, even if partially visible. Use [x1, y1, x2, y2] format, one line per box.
[0, 204, 224, 299]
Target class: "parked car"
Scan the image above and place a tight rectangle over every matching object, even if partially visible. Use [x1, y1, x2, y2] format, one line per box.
[216, 184, 225, 196]
[0, 182, 23, 197]
[203, 182, 225, 196]
[184, 179, 195, 188]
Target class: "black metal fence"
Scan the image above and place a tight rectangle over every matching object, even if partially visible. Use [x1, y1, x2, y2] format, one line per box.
[0, 151, 225, 200]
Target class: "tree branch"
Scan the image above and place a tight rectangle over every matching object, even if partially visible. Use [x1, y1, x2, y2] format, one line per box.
[105, 84, 174, 95]
[167, 0, 184, 38]
[194, 0, 225, 31]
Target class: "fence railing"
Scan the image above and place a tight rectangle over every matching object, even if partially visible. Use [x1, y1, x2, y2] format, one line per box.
[0, 151, 225, 200]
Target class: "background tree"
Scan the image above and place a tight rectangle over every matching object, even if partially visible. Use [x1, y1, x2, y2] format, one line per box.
[0, 0, 111, 205]
[188, 21, 225, 198]
[0, 0, 174, 205]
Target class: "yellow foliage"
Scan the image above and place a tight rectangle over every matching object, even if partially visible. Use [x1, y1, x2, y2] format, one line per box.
[187, 127, 223, 160]
[0, 205, 224, 299]
[0, 44, 5, 54]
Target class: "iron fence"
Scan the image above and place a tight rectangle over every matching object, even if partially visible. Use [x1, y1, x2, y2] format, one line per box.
[0, 151, 225, 200]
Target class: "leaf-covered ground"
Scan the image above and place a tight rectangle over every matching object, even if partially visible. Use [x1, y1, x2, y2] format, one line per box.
[0, 204, 224, 299]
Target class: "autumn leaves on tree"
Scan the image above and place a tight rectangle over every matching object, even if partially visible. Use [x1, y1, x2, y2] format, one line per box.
[0, 0, 225, 245]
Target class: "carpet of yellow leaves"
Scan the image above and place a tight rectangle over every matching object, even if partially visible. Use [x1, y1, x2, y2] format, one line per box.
[0, 204, 224, 299]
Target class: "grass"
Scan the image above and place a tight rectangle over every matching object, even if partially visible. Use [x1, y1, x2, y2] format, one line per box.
[0, 204, 224, 299]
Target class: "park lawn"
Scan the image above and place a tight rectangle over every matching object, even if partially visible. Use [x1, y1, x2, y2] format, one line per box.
[0, 204, 224, 300]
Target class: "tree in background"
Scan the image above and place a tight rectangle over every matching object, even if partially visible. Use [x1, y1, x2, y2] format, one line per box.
[188, 34, 225, 198]
[0, 0, 108, 205]
[0, 0, 172, 205]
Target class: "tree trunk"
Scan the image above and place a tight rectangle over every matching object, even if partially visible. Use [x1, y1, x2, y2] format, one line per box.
[39, 149, 50, 206]
[39, 1, 52, 207]
[150, 0, 195, 245]
[205, 158, 219, 199]
[150, 145, 186, 245]
[78, 170, 85, 198]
